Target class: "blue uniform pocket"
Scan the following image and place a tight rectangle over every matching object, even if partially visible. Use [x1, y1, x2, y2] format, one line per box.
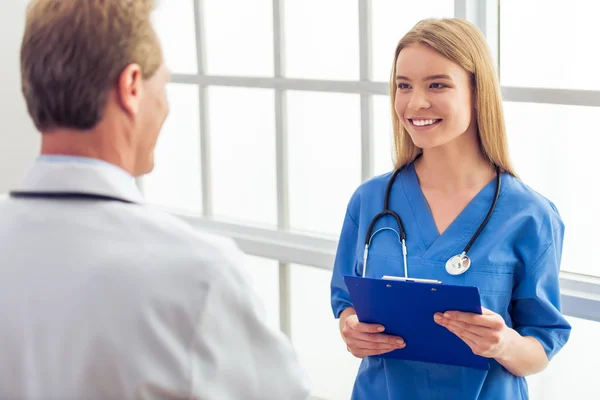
[464, 264, 514, 295]
[464, 264, 514, 314]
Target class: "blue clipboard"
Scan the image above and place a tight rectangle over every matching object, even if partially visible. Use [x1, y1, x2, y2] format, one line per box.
[344, 275, 489, 370]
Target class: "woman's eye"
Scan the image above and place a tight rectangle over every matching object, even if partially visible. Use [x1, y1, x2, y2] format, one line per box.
[397, 83, 411, 89]
[430, 83, 446, 89]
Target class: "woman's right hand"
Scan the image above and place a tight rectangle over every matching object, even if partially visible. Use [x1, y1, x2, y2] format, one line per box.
[341, 311, 406, 358]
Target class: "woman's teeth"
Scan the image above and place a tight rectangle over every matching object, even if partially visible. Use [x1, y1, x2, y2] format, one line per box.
[411, 119, 440, 126]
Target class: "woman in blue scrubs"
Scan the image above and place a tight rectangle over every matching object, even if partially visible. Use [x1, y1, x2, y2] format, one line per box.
[330, 18, 571, 399]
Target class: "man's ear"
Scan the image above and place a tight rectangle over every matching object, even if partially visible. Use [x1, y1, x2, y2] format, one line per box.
[117, 64, 143, 117]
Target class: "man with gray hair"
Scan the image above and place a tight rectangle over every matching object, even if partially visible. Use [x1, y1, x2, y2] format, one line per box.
[0, 1, 310, 399]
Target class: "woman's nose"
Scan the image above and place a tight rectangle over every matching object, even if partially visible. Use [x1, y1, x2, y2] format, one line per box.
[407, 90, 431, 110]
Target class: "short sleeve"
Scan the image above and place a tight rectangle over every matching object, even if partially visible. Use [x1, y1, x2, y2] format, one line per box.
[511, 225, 571, 360]
[330, 205, 360, 319]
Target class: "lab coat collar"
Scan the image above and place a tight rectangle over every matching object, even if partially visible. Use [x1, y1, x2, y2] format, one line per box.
[16, 156, 144, 204]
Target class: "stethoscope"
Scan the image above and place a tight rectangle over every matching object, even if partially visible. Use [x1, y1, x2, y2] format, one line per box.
[362, 162, 501, 279]
[9, 191, 134, 204]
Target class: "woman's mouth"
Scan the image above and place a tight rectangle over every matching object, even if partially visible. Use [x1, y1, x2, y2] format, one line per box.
[409, 118, 442, 126]
[408, 118, 442, 130]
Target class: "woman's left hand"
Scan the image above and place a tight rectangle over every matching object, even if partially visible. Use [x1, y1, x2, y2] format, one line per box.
[434, 307, 511, 359]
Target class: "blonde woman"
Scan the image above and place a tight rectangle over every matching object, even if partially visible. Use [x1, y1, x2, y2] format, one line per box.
[330, 18, 570, 399]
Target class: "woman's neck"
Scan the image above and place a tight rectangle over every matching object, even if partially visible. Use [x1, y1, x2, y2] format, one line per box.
[414, 138, 495, 193]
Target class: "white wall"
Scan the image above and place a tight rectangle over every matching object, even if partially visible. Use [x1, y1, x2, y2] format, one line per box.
[0, 1, 39, 193]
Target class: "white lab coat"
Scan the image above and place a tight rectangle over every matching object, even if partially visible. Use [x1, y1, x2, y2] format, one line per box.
[0, 158, 310, 400]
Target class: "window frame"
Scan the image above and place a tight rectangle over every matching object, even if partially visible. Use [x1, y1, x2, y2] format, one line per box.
[152, 0, 600, 337]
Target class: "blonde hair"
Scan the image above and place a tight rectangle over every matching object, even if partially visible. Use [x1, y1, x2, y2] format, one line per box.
[21, 0, 163, 131]
[389, 18, 517, 177]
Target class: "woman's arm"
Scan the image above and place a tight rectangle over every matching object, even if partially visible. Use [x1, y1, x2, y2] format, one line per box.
[434, 308, 548, 377]
[495, 331, 548, 376]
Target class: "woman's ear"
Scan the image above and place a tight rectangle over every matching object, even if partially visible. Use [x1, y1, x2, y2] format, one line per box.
[470, 75, 478, 111]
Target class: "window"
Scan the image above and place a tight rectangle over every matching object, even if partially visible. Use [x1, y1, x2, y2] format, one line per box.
[283, 0, 359, 81]
[497, 0, 600, 278]
[290, 264, 360, 400]
[203, 0, 274, 76]
[152, 0, 198, 74]
[504, 102, 600, 276]
[287, 91, 361, 236]
[143, 83, 202, 214]
[372, 94, 395, 176]
[245, 255, 281, 331]
[208, 87, 278, 226]
[149, 1, 600, 399]
[500, 1, 600, 91]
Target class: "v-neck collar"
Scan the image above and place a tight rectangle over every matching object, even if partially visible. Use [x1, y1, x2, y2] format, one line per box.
[401, 162, 502, 261]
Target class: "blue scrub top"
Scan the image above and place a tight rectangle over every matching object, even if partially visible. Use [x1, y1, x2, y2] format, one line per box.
[330, 162, 571, 400]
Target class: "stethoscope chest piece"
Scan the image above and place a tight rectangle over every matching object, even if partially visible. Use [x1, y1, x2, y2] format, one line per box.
[445, 253, 471, 276]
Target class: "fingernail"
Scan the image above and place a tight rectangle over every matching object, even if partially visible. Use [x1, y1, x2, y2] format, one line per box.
[377, 326, 385, 332]
[434, 313, 441, 320]
[444, 312, 451, 318]
[396, 339, 405, 346]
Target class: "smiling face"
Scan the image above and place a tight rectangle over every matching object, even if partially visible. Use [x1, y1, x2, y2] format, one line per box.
[394, 43, 476, 150]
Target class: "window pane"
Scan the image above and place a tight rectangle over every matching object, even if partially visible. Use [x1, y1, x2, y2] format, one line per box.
[204, 0, 274, 76]
[503, 102, 600, 276]
[373, 95, 395, 176]
[152, 0, 198, 74]
[527, 316, 600, 399]
[500, 1, 600, 90]
[290, 264, 361, 400]
[284, 0, 359, 80]
[371, 0, 454, 82]
[143, 84, 202, 213]
[208, 87, 277, 226]
[244, 255, 280, 332]
[287, 92, 362, 236]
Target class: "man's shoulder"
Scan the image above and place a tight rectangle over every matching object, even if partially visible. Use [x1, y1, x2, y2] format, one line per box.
[131, 205, 245, 275]
[131, 208, 255, 311]
[0, 197, 245, 282]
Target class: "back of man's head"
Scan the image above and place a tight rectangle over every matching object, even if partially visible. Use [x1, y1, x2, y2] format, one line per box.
[20, 0, 170, 176]
[21, 0, 162, 132]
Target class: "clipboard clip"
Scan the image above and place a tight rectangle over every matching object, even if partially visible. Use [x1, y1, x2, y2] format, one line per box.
[382, 275, 442, 284]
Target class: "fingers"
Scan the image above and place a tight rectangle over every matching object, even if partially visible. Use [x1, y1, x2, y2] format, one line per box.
[435, 312, 505, 357]
[438, 318, 487, 338]
[345, 337, 406, 358]
[444, 321, 485, 343]
[460, 336, 478, 351]
[446, 325, 501, 358]
[435, 313, 504, 340]
[348, 346, 399, 359]
[343, 317, 403, 345]
[342, 315, 406, 359]
[350, 330, 405, 346]
[346, 337, 404, 351]
[439, 311, 504, 330]
[345, 314, 385, 333]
